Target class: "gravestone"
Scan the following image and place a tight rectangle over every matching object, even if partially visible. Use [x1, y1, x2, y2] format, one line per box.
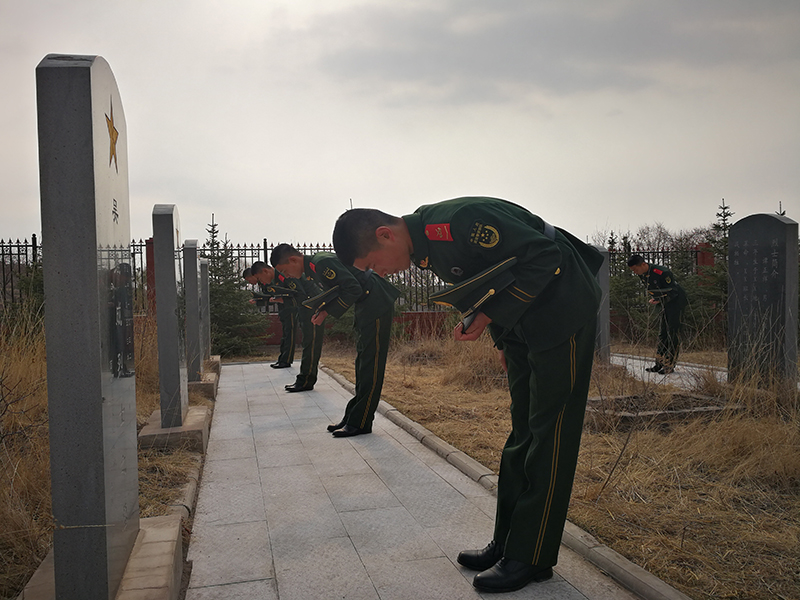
[593, 245, 611, 362]
[200, 258, 211, 360]
[728, 214, 798, 385]
[153, 205, 188, 428]
[184, 240, 201, 382]
[37, 54, 139, 599]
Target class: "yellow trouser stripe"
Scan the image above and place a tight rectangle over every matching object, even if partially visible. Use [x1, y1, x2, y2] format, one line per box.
[532, 333, 576, 564]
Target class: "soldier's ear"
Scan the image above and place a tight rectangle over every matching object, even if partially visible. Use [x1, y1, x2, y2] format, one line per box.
[376, 225, 394, 242]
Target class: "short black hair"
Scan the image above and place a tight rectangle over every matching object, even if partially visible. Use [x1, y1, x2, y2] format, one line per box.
[332, 208, 400, 265]
[270, 243, 302, 268]
[251, 261, 272, 275]
[627, 254, 645, 267]
[242, 267, 252, 279]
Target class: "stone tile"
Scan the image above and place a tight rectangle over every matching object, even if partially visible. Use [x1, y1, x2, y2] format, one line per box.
[320, 471, 402, 513]
[348, 430, 411, 460]
[193, 481, 265, 527]
[253, 427, 301, 447]
[393, 482, 493, 529]
[366, 556, 479, 600]
[271, 536, 378, 600]
[475, 579, 588, 600]
[554, 546, 639, 600]
[340, 506, 443, 563]
[205, 437, 256, 461]
[186, 579, 278, 600]
[206, 419, 253, 441]
[260, 464, 327, 499]
[428, 459, 494, 498]
[255, 441, 312, 468]
[187, 521, 272, 587]
[201, 456, 259, 485]
[468, 495, 499, 519]
[265, 492, 347, 542]
[366, 455, 445, 488]
[306, 441, 375, 477]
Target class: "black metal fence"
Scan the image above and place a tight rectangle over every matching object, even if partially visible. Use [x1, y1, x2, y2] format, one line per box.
[1, 235, 39, 310]
[2, 236, 716, 314]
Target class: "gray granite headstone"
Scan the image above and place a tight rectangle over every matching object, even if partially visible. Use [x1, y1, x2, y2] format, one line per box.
[37, 54, 139, 600]
[153, 205, 188, 427]
[728, 214, 798, 385]
[200, 258, 211, 360]
[184, 239, 201, 382]
[593, 245, 611, 362]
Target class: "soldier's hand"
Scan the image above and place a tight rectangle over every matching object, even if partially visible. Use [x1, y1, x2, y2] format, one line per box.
[454, 312, 491, 341]
[311, 310, 328, 326]
[649, 298, 659, 305]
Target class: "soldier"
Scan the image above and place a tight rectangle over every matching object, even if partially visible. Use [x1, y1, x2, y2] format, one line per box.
[270, 244, 400, 436]
[247, 262, 298, 370]
[253, 260, 322, 390]
[627, 254, 688, 375]
[333, 197, 602, 593]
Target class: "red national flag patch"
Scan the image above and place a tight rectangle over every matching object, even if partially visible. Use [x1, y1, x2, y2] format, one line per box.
[425, 223, 453, 241]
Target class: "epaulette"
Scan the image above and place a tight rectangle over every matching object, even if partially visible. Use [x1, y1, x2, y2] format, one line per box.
[429, 257, 517, 330]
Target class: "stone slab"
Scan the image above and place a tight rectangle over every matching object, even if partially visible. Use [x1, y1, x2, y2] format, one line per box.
[188, 371, 218, 400]
[138, 405, 210, 453]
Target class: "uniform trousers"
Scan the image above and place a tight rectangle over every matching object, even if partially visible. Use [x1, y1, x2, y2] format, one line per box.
[294, 306, 324, 388]
[277, 303, 297, 365]
[656, 302, 683, 368]
[342, 308, 393, 431]
[491, 315, 596, 568]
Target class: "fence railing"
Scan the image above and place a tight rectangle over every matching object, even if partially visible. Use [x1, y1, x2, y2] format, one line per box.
[1, 235, 39, 310]
[3, 237, 719, 313]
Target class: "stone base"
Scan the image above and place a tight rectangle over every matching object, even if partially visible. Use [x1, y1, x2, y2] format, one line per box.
[205, 355, 221, 375]
[188, 371, 218, 400]
[138, 405, 210, 453]
[16, 515, 183, 600]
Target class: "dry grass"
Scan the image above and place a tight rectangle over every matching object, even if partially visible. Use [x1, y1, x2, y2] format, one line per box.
[0, 312, 207, 600]
[322, 334, 800, 600]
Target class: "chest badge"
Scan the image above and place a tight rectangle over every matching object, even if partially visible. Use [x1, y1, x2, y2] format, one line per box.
[469, 222, 501, 248]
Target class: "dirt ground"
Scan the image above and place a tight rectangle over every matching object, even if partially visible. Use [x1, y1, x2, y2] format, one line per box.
[319, 338, 800, 600]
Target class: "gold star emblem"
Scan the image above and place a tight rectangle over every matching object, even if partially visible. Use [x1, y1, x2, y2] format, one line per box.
[105, 97, 119, 173]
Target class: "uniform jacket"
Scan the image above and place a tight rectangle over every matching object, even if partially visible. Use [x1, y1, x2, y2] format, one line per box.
[306, 253, 400, 322]
[276, 270, 320, 305]
[403, 197, 601, 350]
[639, 264, 688, 307]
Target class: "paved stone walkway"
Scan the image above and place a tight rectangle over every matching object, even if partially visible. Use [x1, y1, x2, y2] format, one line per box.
[185, 362, 640, 600]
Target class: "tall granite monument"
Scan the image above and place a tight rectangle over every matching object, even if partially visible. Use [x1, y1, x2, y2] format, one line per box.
[153, 205, 189, 428]
[184, 239, 201, 382]
[728, 214, 798, 386]
[37, 54, 139, 599]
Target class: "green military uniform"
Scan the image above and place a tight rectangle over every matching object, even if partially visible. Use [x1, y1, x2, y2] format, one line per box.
[638, 264, 688, 370]
[403, 197, 601, 569]
[277, 270, 324, 388]
[305, 253, 400, 431]
[276, 292, 298, 365]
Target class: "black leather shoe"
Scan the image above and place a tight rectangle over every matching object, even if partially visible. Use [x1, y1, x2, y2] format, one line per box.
[645, 364, 663, 373]
[326, 420, 346, 432]
[270, 362, 291, 369]
[285, 384, 313, 393]
[457, 540, 503, 571]
[473, 558, 553, 593]
[331, 424, 369, 437]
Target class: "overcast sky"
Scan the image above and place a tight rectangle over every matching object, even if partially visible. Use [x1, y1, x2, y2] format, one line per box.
[1, 0, 798, 248]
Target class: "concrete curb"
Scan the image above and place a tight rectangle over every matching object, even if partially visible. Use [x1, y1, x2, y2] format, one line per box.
[319, 365, 691, 600]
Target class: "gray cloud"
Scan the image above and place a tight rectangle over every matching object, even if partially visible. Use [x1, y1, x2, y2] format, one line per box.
[307, 0, 800, 101]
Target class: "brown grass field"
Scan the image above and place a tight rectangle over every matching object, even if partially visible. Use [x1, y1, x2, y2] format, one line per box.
[0, 313, 206, 600]
[321, 335, 800, 600]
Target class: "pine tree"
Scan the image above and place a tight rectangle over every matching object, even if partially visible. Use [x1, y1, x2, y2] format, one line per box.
[202, 215, 261, 356]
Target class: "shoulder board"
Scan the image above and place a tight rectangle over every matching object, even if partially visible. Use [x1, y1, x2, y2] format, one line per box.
[425, 223, 453, 241]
